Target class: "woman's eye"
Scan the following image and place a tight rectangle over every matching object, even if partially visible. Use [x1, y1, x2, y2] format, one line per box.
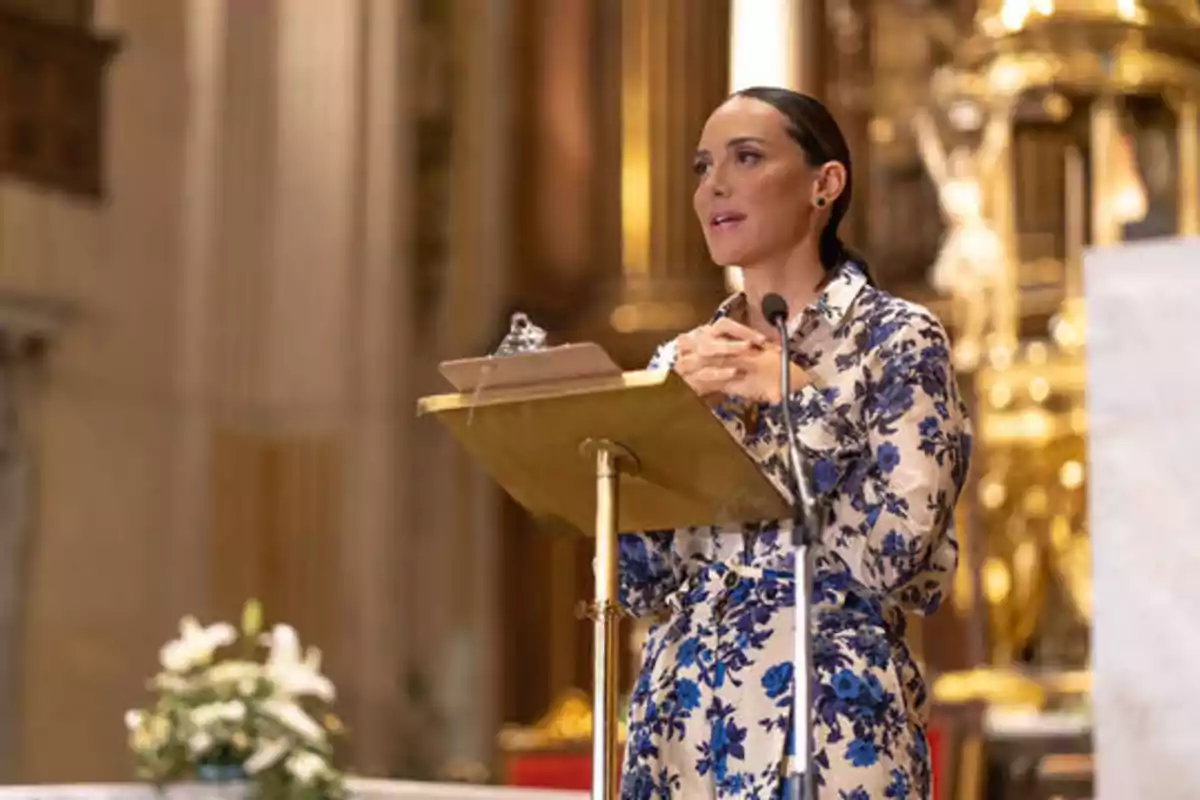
[736, 150, 762, 165]
[692, 160, 709, 177]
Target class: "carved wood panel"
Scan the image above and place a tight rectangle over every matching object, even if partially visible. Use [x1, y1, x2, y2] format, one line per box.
[0, 9, 116, 197]
[0, 0, 91, 28]
[412, 0, 456, 334]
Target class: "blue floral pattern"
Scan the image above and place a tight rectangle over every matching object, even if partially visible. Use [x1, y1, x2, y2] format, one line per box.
[619, 263, 971, 799]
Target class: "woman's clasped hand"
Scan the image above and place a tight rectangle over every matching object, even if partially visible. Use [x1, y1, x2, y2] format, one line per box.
[672, 317, 807, 404]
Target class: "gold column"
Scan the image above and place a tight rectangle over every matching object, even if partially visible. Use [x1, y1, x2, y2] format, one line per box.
[1171, 92, 1200, 236]
[1089, 95, 1122, 247]
[613, 0, 730, 336]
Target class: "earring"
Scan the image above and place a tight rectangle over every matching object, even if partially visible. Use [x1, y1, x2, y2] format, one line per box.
[816, 197, 826, 208]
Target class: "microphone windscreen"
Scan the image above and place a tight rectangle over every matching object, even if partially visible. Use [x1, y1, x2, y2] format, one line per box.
[761, 293, 790, 326]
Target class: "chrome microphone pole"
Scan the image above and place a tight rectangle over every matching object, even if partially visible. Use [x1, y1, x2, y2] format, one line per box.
[761, 293, 817, 800]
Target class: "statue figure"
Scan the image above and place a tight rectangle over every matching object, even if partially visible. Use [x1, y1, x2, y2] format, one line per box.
[913, 101, 1013, 371]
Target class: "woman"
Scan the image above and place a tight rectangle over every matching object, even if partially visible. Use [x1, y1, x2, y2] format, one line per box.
[618, 87, 971, 799]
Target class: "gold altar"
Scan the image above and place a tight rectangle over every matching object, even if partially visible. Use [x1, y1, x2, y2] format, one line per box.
[921, 0, 1200, 795]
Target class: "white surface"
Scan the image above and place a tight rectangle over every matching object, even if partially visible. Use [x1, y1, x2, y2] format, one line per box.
[984, 708, 1091, 740]
[0, 781, 585, 800]
[1086, 237, 1200, 800]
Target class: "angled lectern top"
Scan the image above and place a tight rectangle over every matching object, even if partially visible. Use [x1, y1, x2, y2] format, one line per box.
[416, 337, 788, 800]
[417, 342, 789, 535]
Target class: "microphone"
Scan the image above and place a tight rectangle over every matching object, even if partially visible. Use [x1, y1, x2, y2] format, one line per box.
[760, 292, 818, 799]
[761, 292, 790, 328]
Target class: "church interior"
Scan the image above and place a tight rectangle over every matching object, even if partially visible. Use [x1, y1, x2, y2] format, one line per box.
[0, 0, 1196, 798]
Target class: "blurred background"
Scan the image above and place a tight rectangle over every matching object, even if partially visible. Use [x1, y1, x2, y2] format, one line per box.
[0, 0, 1195, 797]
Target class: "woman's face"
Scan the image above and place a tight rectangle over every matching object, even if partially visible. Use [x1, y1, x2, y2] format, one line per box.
[692, 96, 822, 268]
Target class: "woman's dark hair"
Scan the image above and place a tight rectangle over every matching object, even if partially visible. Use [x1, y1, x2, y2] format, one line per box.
[731, 86, 874, 285]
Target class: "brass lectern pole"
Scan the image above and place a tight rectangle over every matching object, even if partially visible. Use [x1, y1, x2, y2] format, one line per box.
[585, 438, 635, 800]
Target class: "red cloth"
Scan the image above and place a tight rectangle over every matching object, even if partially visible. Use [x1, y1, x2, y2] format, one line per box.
[505, 752, 592, 790]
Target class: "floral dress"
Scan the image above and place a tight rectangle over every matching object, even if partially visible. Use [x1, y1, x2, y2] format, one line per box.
[618, 262, 971, 799]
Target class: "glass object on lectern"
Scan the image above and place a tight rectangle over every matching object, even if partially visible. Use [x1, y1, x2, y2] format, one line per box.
[493, 312, 549, 356]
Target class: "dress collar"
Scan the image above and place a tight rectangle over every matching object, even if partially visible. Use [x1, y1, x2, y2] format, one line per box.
[711, 261, 868, 333]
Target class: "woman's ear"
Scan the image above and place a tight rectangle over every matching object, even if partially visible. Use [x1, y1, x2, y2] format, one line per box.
[816, 161, 848, 205]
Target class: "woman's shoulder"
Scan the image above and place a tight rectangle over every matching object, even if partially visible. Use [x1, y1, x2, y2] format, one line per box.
[850, 283, 952, 351]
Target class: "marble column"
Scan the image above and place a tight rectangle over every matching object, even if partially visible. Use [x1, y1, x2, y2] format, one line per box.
[221, 0, 413, 774]
[407, 0, 513, 777]
[337, 0, 412, 774]
[167, 0, 224, 634]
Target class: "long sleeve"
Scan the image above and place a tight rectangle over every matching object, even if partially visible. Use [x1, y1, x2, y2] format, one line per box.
[618, 530, 682, 618]
[766, 309, 971, 614]
[617, 340, 685, 618]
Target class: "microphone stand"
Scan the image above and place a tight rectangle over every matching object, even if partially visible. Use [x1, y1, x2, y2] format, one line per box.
[764, 298, 818, 800]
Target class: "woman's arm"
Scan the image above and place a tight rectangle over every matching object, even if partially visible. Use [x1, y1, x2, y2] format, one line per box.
[617, 340, 686, 618]
[765, 307, 971, 614]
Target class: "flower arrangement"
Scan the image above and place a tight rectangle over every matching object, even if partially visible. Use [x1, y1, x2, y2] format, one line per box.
[125, 600, 347, 799]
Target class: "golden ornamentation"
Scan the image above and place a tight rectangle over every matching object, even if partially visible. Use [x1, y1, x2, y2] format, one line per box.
[497, 687, 628, 752]
[932, 666, 1092, 707]
[926, 0, 1200, 675]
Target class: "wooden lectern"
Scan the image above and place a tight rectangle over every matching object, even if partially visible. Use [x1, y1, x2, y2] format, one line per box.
[417, 343, 788, 800]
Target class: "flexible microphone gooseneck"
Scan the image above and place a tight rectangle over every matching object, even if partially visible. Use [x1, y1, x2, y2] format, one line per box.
[763, 293, 820, 551]
[760, 292, 817, 800]
[760, 293, 816, 548]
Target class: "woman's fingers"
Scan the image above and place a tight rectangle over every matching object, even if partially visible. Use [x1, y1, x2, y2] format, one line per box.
[674, 321, 768, 398]
[674, 347, 745, 378]
[708, 317, 769, 346]
[682, 365, 742, 396]
[695, 337, 754, 359]
[678, 320, 767, 356]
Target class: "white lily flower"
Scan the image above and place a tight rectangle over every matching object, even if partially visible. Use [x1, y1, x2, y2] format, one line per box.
[159, 616, 236, 673]
[244, 739, 290, 774]
[260, 698, 326, 743]
[187, 731, 215, 756]
[190, 701, 246, 729]
[286, 751, 327, 784]
[261, 624, 335, 702]
[206, 660, 263, 697]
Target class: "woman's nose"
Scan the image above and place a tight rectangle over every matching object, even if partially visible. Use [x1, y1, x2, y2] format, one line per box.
[707, 165, 731, 198]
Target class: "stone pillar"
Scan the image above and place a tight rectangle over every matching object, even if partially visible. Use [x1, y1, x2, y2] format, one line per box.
[336, 0, 412, 774]
[612, 0, 730, 339]
[168, 0, 225, 631]
[406, 0, 513, 777]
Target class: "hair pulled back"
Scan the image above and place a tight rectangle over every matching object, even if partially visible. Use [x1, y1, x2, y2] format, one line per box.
[731, 87, 874, 286]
